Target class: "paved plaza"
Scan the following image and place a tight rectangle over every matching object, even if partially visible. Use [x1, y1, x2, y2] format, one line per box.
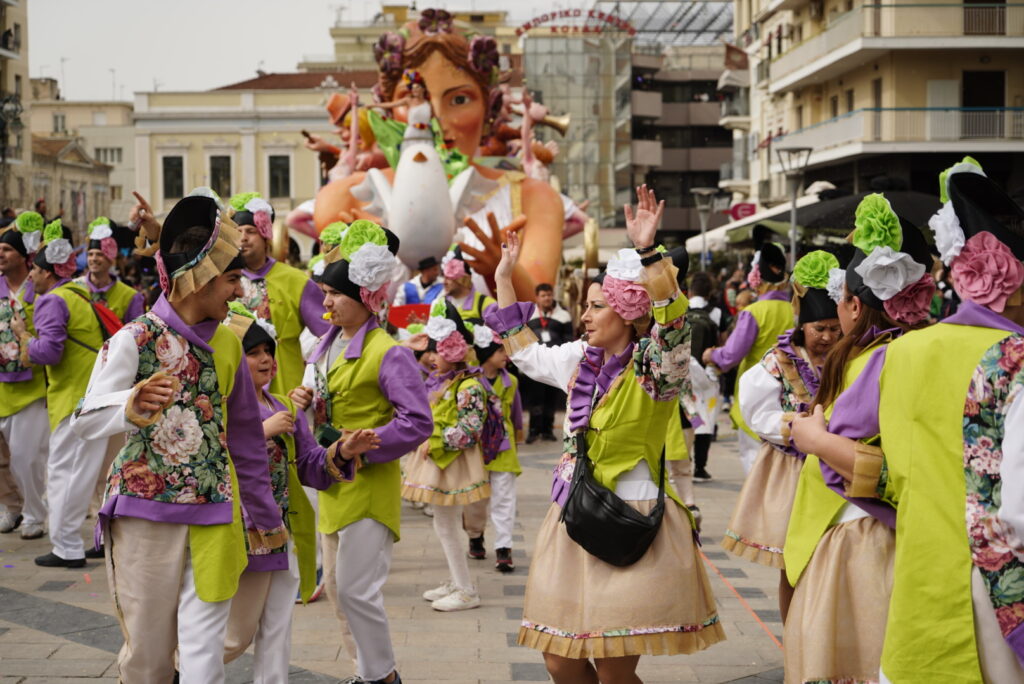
[0, 415, 784, 683]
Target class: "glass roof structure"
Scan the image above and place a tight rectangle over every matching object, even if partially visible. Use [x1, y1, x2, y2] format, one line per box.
[588, 1, 733, 46]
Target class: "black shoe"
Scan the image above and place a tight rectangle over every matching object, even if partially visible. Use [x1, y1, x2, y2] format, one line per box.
[84, 545, 105, 559]
[495, 547, 515, 573]
[693, 468, 712, 481]
[34, 552, 86, 568]
[468, 535, 486, 560]
[541, 432, 558, 442]
[525, 432, 539, 444]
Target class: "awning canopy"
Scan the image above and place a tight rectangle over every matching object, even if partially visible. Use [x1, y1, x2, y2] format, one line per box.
[717, 69, 749, 92]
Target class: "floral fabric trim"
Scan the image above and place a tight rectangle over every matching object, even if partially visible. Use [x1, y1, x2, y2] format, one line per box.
[0, 285, 30, 373]
[634, 314, 691, 402]
[442, 382, 486, 451]
[520, 614, 720, 640]
[723, 529, 784, 555]
[401, 479, 490, 496]
[240, 275, 272, 321]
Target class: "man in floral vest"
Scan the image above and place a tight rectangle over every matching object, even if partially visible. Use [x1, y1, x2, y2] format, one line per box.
[71, 189, 286, 682]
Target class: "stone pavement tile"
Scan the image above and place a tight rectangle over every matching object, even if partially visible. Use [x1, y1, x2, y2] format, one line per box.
[693, 663, 772, 682]
[16, 679, 118, 684]
[401, 660, 510, 681]
[0, 659, 112, 677]
[0, 626, 66, 644]
[395, 644, 480, 663]
[634, 662, 698, 680]
[0, 642, 59, 659]
[46, 642, 114, 660]
[729, 666, 784, 682]
[290, 643, 341, 662]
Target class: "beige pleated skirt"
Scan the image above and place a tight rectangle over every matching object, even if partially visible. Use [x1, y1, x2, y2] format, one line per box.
[401, 444, 491, 506]
[517, 499, 726, 659]
[784, 514, 895, 684]
[721, 442, 803, 569]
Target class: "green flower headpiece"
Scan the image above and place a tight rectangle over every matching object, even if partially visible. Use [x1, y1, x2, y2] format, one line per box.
[407, 323, 425, 334]
[15, 211, 43, 234]
[43, 218, 64, 244]
[430, 298, 447, 318]
[793, 250, 840, 290]
[227, 300, 256, 320]
[852, 193, 901, 254]
[938, 155, 984, 204]
[89, 216, 110, 229]
[321, 221, 348, 247]
[340, 219, 387, 260]
[228, 192, 262, 212]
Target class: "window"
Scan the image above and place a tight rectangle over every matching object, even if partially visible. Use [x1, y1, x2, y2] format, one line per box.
[845, 89, 855, 112]
[14, 74, 22, 97]
[111, 185, 122, 201]
[94, 147, 122, 164]
[830, 95, 839, 118]
[209, 155, 231, 198]
[52, 113, 65, 134]
[92, 111, 108, 126]
[659, 126, 732, 148]
[268, 155, 290, 198]
[659, 80, 718, 103]
[162, 156, 184, 199]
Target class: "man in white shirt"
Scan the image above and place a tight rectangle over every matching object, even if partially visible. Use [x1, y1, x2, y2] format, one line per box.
[393, 256, 443, 306]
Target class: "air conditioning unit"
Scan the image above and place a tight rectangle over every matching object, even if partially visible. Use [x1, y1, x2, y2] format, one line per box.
[809, 0, 824, 19]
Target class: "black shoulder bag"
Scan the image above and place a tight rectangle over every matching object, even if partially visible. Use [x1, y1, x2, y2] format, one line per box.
[559, 431, 666, 567]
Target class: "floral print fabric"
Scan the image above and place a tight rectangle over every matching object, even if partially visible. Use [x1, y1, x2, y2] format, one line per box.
[964, 333, 1024, 645]
[106, 314, 233, 505]
[240, 275, 272, 321]
[634, 316, 691, 402]
[441, 381, 486, 451]
[0, 287, 28, 372]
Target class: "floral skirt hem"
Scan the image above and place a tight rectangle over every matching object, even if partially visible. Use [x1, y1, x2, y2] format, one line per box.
[400, 481, 491, 506]
[720, 532, 785, 569]
[516, 620, 726, 658]
[401, 444, 490, 506]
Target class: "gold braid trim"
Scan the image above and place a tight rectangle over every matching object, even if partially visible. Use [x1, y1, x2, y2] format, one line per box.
[773, 349, 813, 406]
[124, 371, 182, 428]
[845, 442, 885, 499]
[502, 326, 538, 357]
[641, 258, 680, 304]
[168, 216, 242, 302]
[324, 440, 362, 483]
[247, 526, 289, 553]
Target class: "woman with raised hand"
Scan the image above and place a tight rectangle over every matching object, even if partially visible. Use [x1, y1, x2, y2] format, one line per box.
[485, 186, 724, 684]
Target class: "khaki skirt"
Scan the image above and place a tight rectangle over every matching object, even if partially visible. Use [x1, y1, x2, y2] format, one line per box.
[784, 514, 895, 684]
[401, 444, 491, 506]
[517, 499, 726, 659]
[721, 441, 803, 569]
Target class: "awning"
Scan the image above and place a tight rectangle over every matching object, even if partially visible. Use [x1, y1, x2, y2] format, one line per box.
[684, 223, 733, 254]
[717, 69, 749, 92]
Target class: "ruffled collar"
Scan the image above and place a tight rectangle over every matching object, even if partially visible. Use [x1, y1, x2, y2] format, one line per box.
[775, 328, 821, 397]
[566, 343, 634, 433]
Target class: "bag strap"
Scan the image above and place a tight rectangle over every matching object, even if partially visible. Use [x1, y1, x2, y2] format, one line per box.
[67, 287, 111, 341]
[65, 334, 99, 354]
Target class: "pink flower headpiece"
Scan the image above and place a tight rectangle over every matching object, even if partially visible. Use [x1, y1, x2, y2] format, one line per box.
[882, 273, 935, 325]
[443, 255, 468, 280]
[601, 276, 651, 322]
[950, 231, 1024, 313]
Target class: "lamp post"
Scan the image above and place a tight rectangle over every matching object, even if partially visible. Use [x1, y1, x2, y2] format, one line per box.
[691, 187, 717, 271]
[0, 94, 24, 207]
[775, 146, 812, 268]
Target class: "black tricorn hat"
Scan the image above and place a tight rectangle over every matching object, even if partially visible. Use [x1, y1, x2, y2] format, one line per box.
[948, 172, 1024, 261]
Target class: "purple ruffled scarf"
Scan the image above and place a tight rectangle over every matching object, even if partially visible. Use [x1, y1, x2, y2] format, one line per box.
[566, 343, 635, 433]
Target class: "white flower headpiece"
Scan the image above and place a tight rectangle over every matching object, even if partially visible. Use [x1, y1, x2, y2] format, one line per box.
[22, 231, 41, 254]
[348, 243, 395, 291]
[605, 248, 643, 282]
[254, 316, 277, 340]
[89, 223, 113, 240]
[853, 246, 925, 301]
[44, 238, 73, 265]
[312, 259, 326, 277]
[928, 202, 965, 267]
[425, 316, 457, 342]
[473, 323, 496, 348]
[245, 197, 274, 217]
[826, 268, 846, 304]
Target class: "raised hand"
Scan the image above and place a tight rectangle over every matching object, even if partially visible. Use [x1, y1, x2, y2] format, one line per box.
[623, 184, 664, 250]
[129, 191, 161, 243]
[263, 411, 296, 439]
[493, 228, 522, 309]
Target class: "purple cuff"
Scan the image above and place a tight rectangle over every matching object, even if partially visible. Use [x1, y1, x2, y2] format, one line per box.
[1007, 622, 1024, 669]
[710, 311, 757, 371]
[98, 494, 233, 526]
[364, 345, 433, 464]
[484, 302, 535, 335]
[482, 300, 499, 321]
[552, 476, 570, 507]
[300, 279, 331, 337]
[245, 553, 290, 572]
[0, 369, 32, 382]
[124, 292, 146, 323]
[27, 294, 70, 365]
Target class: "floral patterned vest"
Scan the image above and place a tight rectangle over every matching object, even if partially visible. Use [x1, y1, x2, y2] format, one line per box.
[0, 277, 46, 417]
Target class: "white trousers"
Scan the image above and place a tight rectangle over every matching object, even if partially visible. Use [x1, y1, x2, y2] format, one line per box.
[178, 552, 232, 684]
[0, 399, 49, 525]
[325, 518, 396, 682]
[47, 416, 108, 559]
[738, 431, 761, 475]
[464, 471, 518, 549]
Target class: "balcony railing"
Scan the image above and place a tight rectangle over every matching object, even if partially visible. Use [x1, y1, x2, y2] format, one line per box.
[772, 4, 1024, 82]
[755, 60, 771, 85]
[720, 160, 750, 181]
[721, 92, 750, 118]
[775, 107, 1024, 154]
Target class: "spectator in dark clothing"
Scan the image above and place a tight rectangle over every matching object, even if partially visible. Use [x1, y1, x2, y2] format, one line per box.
[522, 283, 573, 443]
[686, 272, 722, 480]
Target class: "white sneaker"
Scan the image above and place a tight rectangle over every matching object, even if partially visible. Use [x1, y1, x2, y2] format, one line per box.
[422, 504, 434, 517]
[0, 511, 21, 533]
[422, 580, 456, 602]
[19, 522, 44, 540]
[432, 588, 480, 612]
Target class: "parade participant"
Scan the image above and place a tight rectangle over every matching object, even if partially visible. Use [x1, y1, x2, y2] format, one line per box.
[221, 301, 367, 683]
[78, 217, 145, 322]
[0, 211, 48, 539]
[522, 282, 572, 443]
[393, 255, 443, 306]
[783, 194, 933, 683]
[461, 321, 523, 571]
[402, 300, 491, 610]
[792, 159, 1024, 682]
[721, 250, 841, 622]
[487, 186, 724, 682]
[703, 229, 792, 473]
[684, 271, 722, 481]
[231, 191, 331, 395]
[443, 247, 497, 321]
[10, 220, 108, 567]
[290, 220, 432, 684]
[70, 190, 286, 682]
[308, 220, 347, 284]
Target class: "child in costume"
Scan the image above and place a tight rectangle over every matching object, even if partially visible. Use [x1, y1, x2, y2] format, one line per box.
[784, 194, 933, 683]
[722, 250, 841, 622]
[486, 186, 724, 682]
[222, 302, 368, 683]
[793, 158, 1024, 682]
[443, 247, 497, 322]
[461, 321, 523, 573]
[70, 190, 286, 682]
[291, 220, 432, 684]
[402, 300, 492, 610]
[78, 216, 145, 322]
[0, 212, 49, 540]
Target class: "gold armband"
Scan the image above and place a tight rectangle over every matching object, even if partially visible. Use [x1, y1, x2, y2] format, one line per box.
[845, 442, 886, 499]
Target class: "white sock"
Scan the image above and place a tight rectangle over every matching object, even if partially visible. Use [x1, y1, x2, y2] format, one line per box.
[432, 505, 474, 593]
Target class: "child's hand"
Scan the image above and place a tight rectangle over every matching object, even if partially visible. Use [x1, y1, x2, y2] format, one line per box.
[339, 429, 381, 460]
[289, 385, 313, 411]
[133, 375, 176, 414]
[263, 411, 295, 439]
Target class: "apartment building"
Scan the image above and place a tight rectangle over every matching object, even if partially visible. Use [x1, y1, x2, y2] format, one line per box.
[0, 0, 28, 210]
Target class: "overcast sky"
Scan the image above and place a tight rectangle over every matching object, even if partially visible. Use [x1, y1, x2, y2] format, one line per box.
[28, 0, 562, 101]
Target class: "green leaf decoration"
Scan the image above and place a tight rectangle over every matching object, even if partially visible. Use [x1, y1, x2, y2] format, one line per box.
[938, 155, 983, 204]
[464, 320, 476, 334]
[43, 219, 64, 243]
[852, 193, 902, 254]
[793, 250, 840, 290]
[407, 323, 425, 334]
[89, 216, 110, 229]
[15, 211, 43, 233]
[991, 566, 1024, 607]
[227, 301, 256, 320]
[430, 298, 447, 318]
[321, 221, 348, 247]
[340, 219, 387, 260]
[229, 192, 262, 211]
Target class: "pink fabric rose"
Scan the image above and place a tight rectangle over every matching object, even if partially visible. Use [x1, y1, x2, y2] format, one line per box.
[951, 231, 1024, 313]
[155, 250, 171, 293]
[100, 237, 118, 262]
[436, 331, 468, 362]
[359, 284, 389, 313]
[747, 264, 762, 289]
[443, 258, 466, 280]
[883, 273, 935, 325]
[601, 275, 651, 321]
[253, 211, 273, 240]
[54, 258, 77, 280]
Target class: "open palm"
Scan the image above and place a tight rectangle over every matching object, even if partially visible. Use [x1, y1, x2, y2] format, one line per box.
[623, 184, 664, 249]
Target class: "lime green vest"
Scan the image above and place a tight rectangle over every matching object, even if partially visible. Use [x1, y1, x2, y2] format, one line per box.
[99, 280, 139, 322]
[273, 394, 319, 602]
[428, 371, 483, 469]
[878, 323, 1011, 683]
[317, 327, 403, 540]
[665, 401, 689, 462]
[45, 283, 105, 430]
[784, 343, 878, 587]
[264, 261, 317, 397]
[0, 282, 46, 418]
[729, 298, 793, 439]
[486, 371, 522, 474]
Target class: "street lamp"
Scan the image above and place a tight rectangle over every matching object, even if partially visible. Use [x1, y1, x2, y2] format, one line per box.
[775, 145, 812, 268]
[691, 187, 717, 271]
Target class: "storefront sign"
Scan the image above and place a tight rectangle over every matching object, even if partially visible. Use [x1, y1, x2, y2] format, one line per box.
[729, 203, 756, 221]
[515, 9, 637, 37]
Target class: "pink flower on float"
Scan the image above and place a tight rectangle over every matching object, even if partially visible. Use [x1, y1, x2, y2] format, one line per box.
[951, 231, 1024, 313]
[882, 273, 935, 325]
[601, 275, 650, 321]
[436, 331, 468, 362]
[359, 284, 389, 313]
[443, 257, 467, 280]
[747, 264, 762, 289]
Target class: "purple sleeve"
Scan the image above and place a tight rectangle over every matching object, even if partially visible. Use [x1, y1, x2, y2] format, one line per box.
[364, 345, 433, 464]
[484, 302, 536, 334]
[291, 408, 354, 489]
[227, 361, 285, 531]
[299, 279, 331, 337]
[482, 300, 498, 320]
[710, 310, 758, 371]
[511, 383, 524, 432]
[124, 291, 146, 322]
[27, 294, 69, 365]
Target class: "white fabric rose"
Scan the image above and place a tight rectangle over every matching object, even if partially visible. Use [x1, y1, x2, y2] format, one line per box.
[605, 248, 643, 282]
[188, 186, 225, 210]
[312, 259, 326, 277]
[473, 323, 496, 348]
[22, 231, 41, 254]
[827, 268, 846, 304]
[254, 317, 278, 340]
[245, 197, 274, 217]
[425, 316, 457, 342]
[853, 246, 926, 301]
[44, 238, 73, 265]
[348, 243, 395, 290]
[89, 224, 113, 240]
[928, 202, 965, 266]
